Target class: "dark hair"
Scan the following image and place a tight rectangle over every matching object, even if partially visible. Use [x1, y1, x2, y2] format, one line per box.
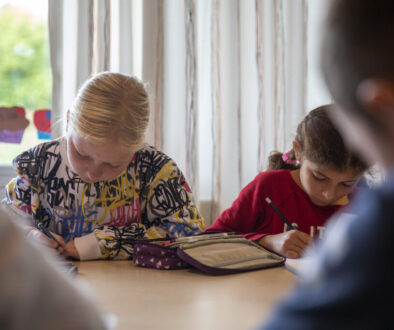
[267, 105, 367, 173]
[321, 0, 394, 124]
[267, 149, 298, 171]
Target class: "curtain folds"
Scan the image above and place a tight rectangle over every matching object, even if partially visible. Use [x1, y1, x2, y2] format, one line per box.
[49, 0, 309, 225]
[49, 0, 113, 136]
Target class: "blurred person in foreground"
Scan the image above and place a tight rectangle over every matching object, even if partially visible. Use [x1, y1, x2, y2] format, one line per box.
[262, 0, 394, 329]
[0, 206, 108, 330]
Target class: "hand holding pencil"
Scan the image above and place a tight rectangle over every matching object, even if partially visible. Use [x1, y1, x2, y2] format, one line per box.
[257, 197, 313, 259]
[37, 223, 64, 252]
[265, 198, 296, 230]
[36, 223, 80, 260]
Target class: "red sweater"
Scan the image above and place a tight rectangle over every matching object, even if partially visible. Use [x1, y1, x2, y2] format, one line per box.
[207, 170, 347, 241]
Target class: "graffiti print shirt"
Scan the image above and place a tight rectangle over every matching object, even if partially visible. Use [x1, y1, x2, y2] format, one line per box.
[6, 138, 205, 260]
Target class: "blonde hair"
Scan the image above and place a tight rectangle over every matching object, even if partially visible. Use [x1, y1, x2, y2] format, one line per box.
[69, 72, 150, 152]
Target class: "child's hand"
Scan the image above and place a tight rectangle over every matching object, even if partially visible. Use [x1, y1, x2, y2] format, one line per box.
[46, 231, 66, 251]
[47, 232, 80, 260]
[258, 230, 312, 259]
[61, 240, 80, 260]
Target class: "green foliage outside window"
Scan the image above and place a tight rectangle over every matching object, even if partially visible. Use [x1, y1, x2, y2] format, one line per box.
[0, 5, 51, 164]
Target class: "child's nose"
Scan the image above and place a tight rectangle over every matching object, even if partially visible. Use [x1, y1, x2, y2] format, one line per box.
[87, 167, 102, 181]
[322, 188, 335, 201]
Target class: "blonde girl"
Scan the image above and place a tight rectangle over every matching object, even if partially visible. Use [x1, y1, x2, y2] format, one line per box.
[6, 72, 205, 260]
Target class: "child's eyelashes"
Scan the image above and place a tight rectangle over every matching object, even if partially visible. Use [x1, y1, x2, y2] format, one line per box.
[75, 149, 121, 168]
[107, 163, 121, 169]
[342, 182, 355, 188]
[312, 173, 326, 182]
[77, 152, 91, 160]
[312, 170, 355, 188]
[74, 147, 89, 159]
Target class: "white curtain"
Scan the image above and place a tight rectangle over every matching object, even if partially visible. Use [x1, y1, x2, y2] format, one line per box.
[49, 0, 312, 225]
[49, 0, 134, 135]
[49, 0, 94, 137]
[140, 0, 309, 224]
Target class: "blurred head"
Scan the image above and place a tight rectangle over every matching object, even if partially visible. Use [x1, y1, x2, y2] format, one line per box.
[268, 105, 367, 206]
[66, 72, 150, 183]
[321, 0, 394, 170]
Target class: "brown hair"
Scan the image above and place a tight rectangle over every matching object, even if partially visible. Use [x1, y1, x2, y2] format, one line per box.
[267, 105, 367, 173]
[321, 0, 394, 126]
[69, 72, 150, 152]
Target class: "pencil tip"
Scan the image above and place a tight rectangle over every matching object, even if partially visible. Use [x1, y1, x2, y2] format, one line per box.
[265, 197, 271, 203]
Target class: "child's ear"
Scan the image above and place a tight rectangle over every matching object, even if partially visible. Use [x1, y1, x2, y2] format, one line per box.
[292, 140, 302, 162]
[357, 79, 394, 118]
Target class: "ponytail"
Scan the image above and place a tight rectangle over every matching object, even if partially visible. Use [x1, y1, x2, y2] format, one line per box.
[266, 105, 367, 174]
[267, 150, 300, 170]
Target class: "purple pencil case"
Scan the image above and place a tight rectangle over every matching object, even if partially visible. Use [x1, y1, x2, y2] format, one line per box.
[133, 238, 190, 270]
[133, 233, 285, 275]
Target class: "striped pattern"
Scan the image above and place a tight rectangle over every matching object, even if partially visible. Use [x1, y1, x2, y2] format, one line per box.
[210, 0, 222, 221]
[153, 1, 164, 150]
[103, 0, 110, 71]
[274, 0, 285, 153]
[57, 0, 310, 223]
[255, 0, 264, 172]
[92, 0, 111, 73]
[302, 0, 309, 118]
[184, 0, 198, 200]
[88, 0, 94, 75]
[236, 0, 243, 192]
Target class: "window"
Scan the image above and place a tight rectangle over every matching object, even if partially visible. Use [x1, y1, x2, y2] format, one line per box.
[0, 0, 50, 199]
[0, 0, 51, 166]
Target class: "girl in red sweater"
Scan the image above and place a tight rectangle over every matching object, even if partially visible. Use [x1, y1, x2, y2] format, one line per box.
[207, 105, 368, 258]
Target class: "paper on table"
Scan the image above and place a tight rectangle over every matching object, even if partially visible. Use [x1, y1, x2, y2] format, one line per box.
[285, 257, 314, 276]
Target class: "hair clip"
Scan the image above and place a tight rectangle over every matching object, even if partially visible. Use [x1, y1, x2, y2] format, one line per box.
[282, 151, 297, 165]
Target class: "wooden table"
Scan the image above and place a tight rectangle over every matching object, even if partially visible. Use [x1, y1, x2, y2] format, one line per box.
[74, 261, 296, 330]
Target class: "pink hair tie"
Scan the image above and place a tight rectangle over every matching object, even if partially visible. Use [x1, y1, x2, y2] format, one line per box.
[282, 151, 296, 164]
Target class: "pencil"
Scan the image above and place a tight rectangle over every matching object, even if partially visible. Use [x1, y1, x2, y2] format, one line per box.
[265, 197, 296, 230]
[37, 222, 63, 249]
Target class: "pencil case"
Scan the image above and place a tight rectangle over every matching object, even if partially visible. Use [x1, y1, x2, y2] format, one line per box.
[133, 233, 285, 275]
[133, 237, 190, 270]
[132, 232, 225, 270]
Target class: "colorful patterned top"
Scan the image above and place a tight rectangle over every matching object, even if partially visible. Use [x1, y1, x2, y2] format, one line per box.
[5, 138, 205, 260]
